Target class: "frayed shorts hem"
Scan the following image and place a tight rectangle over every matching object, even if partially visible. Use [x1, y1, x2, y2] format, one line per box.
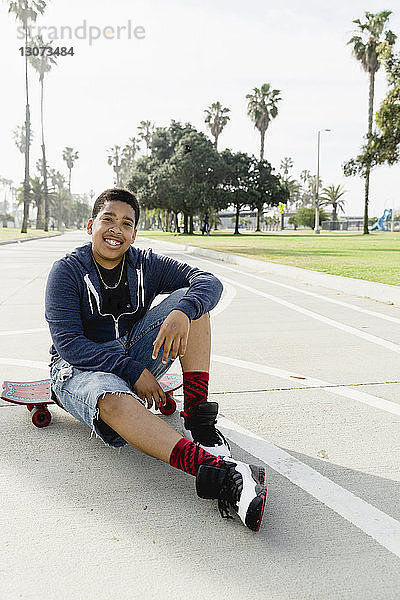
[91, 390, 145, 449]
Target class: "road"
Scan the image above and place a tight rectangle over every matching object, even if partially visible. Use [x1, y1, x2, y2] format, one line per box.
[0, 231, 399, 599]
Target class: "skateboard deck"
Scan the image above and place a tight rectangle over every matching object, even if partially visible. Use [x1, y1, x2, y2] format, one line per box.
[1, 373, 182, 427]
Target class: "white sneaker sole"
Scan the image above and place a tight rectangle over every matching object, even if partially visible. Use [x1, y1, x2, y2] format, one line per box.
[226, 460, 267, 531]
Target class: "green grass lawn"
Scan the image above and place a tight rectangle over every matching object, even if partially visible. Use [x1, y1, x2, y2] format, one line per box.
[0, 228, 60, 243]
[139, 230, 400, 286]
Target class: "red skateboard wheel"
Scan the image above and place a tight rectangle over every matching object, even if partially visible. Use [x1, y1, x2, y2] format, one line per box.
[31, 407, 52, 428]
[159, 393, 176, 416]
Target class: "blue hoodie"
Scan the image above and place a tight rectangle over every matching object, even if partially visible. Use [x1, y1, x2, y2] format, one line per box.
[45, 242, 223, 387]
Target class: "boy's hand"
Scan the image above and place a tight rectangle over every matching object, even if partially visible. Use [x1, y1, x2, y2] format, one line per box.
[152, 309, 190, 364]
[134, 368, 166, 410]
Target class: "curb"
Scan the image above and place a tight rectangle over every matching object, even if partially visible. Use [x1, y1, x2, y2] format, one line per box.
[0, 233, 62, 246]
[140, 236, 400, 307]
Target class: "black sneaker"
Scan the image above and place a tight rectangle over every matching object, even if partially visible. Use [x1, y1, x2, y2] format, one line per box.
[181, 402, 231, 458]
[196, 458, 267, 532]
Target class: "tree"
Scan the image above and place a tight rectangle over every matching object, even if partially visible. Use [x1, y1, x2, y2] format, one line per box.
[373, 47, 400, 165]
[107, 145, 122, 186]
[69, 194, 91, 228]
[246, 83, 282, 229]
[204, 101, 230, 149]
[345, 47, 400, 172]
[0, 177, 14, 215]
[300, 169, 311, 185]
[150, 121, 196, 162]
[13, 124, 33, 153]
[297, 172, 321, 209]
[15, 175, 48, 228]
[280, 156, 293, 177]
[295, 206, 329, 229]
[284, 177, 302, 209]
[62, 146, 79, 193]
[8, 0, 46, 233]
[319, 184, 346, 221]
[48, 168, 69, 228]
[129, 121, 223, 234]
[137, 120, 154, 156]
[13, 124, 33, 223]
[246, 83, 281, 161]
[165, 130, 224, 233]
[28, 35, 57, 230]
[121, 138, 140, 185]
[219, 150, 254, 235]
[28, 175, 44, 227]
[279, 158, 298, 209]
[346, 10, 396, 234]
[250, 160, 289, 229]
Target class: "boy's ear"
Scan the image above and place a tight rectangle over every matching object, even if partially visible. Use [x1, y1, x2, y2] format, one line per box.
[87, 218, 93, 235]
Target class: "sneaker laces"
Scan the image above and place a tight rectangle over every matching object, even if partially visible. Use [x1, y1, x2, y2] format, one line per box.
[182, 410, 227, 447]
[217, 460, 243, 520]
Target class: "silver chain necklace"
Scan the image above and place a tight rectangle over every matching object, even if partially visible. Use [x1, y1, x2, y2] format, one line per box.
[94, 253, 126, 290]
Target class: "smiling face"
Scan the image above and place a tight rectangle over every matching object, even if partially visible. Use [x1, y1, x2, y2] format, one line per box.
[87, 200, 137, 268]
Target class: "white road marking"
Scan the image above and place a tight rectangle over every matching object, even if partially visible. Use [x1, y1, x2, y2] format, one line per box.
[2, 353, 399, 559]
[0, 358, 49, 370]
[188, 253, 400, 325]
[218, 274, 400, 354]
[211, 282, 236, 317]
[0, 328, 47, 336]
[218, 415, 400, 558]
[212, 355, 400, 417]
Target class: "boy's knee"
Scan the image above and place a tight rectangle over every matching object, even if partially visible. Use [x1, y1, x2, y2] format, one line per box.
[98, 391, 137, 418]
[191, 312, 210, 325]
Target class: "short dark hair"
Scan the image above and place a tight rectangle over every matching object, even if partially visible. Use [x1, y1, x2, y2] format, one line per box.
[92, 188, 140, 226]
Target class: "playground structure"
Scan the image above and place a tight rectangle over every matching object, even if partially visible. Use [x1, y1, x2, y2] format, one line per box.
[369, 209, 392, 231]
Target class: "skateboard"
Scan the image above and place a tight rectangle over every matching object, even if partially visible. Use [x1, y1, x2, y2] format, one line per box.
[1, 373, 182, 428]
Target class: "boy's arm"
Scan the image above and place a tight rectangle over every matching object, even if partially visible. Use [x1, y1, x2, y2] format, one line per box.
[45, 261, 145, 387]
[149, 252, 223, 363]
[150, 252, 223, 321]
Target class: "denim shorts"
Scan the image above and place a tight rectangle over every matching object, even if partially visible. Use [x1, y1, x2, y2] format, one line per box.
[50, 288, 187, 448]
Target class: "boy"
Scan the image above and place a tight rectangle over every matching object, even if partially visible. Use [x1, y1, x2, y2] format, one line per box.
[45, 188, 267, 531]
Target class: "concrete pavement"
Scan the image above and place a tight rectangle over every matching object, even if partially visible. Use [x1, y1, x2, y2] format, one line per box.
[0, 231, 399, 599]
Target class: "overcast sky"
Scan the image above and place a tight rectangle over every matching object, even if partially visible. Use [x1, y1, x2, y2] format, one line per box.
[1, 0, 399, 217]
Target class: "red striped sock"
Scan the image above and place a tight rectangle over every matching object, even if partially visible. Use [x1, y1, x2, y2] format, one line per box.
[169, 438, 219, 476]
[183, 371, 209, 416]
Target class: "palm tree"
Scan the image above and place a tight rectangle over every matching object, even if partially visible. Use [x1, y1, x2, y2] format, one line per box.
[120, 137, 140, 185]
[285, 177, 302, 209]
[137, 121, 154, 156]
[13, 124, 34, 224]
[28, 175, 45, 227]
[246, 83, 282, 230]
[204, 101, 230, 149]
[28, 35, 57, 231]
[348, 11, 396, 234]
[49, 168, 69, 229]
[280, 156, 293, 177]
[300, 169, 311, 185]
[319, 184, 346, 221]
[8, 0, 46, 233]
[62, 147, 79, 193]
[246, 83, 281, 161]
[107, 146, 122, 186]
[13, 124, 33, 153]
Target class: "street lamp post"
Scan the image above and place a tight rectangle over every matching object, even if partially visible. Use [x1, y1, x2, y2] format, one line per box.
[314, 128, 331, 234]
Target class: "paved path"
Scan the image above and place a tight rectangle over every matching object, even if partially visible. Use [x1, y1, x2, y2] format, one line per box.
[0, 231, 399, 599]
